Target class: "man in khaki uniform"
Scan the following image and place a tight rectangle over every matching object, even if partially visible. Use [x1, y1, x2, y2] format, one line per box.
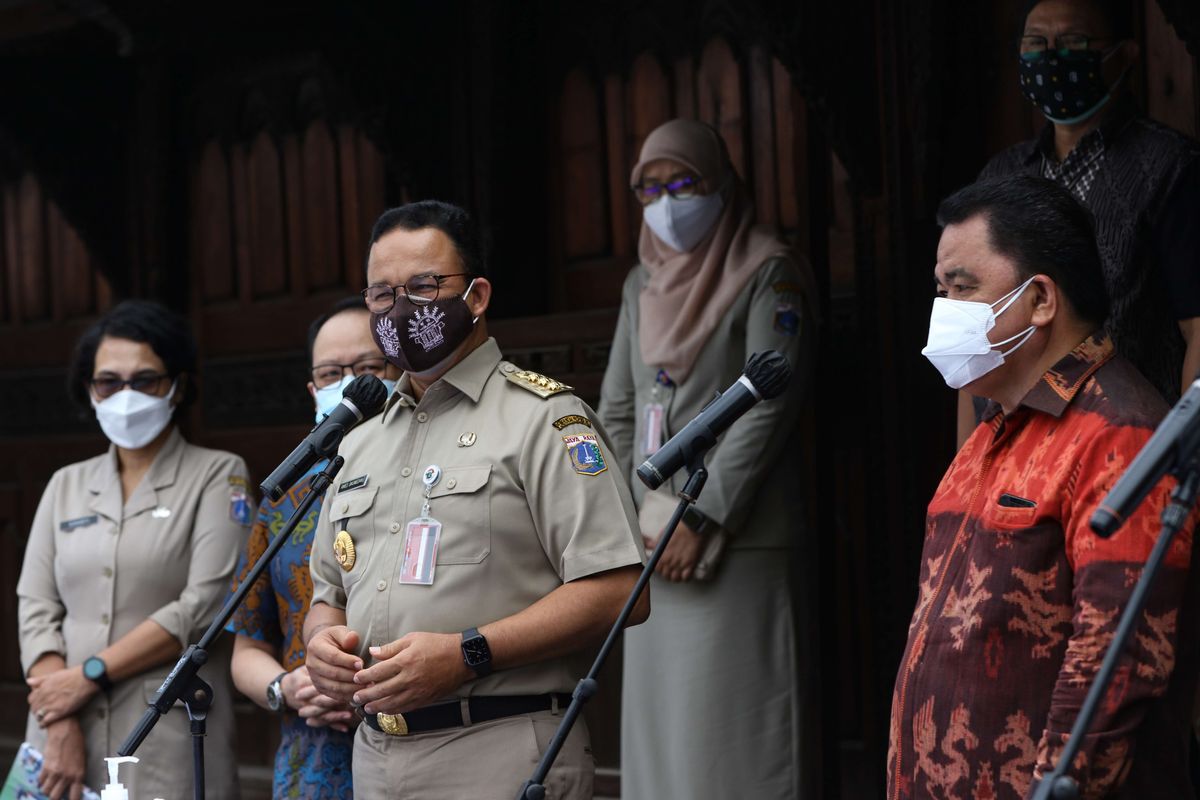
[305, 200, 647, 800]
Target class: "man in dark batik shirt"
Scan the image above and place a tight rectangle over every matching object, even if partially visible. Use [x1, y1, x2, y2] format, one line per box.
[890, 175, 1198, 799]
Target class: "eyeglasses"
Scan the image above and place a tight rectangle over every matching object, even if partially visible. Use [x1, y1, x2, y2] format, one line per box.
[310, 357, 388, 388]
[631, 174, 701, 206]
[89, 373, 171, 399]
[1019, 34, 1109, 60]
[362, 273, 471, 313]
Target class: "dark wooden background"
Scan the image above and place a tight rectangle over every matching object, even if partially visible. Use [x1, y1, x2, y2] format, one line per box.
[0, 1, 1197, 797]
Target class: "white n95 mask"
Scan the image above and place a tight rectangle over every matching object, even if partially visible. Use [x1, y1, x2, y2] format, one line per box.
[643, 192, 724, 253]
[921, 277, 1037, 389]
[92, 381, 177, 450]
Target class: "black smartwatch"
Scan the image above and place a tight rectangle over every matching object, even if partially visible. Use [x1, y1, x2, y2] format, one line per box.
[82, 656, 112, 692]
[681, 506, 711, 536]
[266, 671, 288, 713]
[461, 628, 493, 678]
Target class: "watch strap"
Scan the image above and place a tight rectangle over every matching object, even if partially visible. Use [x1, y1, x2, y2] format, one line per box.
[267, 671, 289, 712]
[461, 627, 493, 678]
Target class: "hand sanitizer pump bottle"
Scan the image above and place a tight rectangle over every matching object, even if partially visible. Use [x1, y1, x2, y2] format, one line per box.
[100, 755, 139, 800]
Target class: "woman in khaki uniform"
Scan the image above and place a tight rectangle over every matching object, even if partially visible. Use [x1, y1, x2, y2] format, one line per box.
[18, 300, 248, 799]
[599, 119, 819, 799]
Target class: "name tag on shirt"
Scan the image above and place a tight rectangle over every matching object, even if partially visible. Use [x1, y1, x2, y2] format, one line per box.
[60, 515, 99, 532]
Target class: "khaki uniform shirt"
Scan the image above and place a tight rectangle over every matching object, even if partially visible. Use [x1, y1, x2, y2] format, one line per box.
[311, 337, 644, 697]
[598, 256, 815, 549]
[17, 428, 249, 798]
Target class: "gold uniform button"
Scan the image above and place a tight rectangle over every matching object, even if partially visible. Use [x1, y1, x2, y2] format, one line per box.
[401, 467, 412, 478]
[417, 412, 429, 423]
[376, 580, 387, 591]
[389, 522, 401, 533]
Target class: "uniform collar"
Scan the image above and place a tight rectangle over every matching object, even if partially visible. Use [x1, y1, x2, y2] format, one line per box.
[86, 427, 186, 520]
[384, 337, 502, 417]
[1010, 332, 1113, 418]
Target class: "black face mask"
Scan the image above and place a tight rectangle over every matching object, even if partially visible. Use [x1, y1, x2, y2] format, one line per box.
[371, 281, 478, 374]
[1017, 47, 1116, 124]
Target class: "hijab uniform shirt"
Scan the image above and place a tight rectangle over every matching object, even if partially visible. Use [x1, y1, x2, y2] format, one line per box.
[598, 119, 820, 800]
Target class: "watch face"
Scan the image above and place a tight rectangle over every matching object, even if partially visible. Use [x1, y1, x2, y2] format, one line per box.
[83, 658, 104, 681]
[462, 637, 490, 666]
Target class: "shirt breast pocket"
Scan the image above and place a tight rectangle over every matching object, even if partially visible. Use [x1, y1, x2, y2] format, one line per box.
[328, 486, 380, 588]
[982, 503, 1040, 531]
[429, 465, 492, 565]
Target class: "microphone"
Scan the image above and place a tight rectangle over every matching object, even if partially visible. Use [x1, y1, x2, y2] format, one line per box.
[260, 374, 389, 501]
[1091, 379, 1200, 538]
[636, 350, 791, 490]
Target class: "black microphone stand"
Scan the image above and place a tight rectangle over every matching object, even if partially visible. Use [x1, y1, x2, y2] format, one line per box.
[118, 456, 345, 800]
[516, 452, 709, 800]
[1032, 455, 1200, 800]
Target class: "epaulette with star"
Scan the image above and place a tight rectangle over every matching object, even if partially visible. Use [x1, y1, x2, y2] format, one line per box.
[500, 362, 573, 398]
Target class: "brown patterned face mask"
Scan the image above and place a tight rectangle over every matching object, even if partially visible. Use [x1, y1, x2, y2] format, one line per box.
[371, 280, 478, 374]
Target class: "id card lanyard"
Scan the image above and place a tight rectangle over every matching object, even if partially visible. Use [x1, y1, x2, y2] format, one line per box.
[641, 369, 673, 456]
[399, 465, 443, 585]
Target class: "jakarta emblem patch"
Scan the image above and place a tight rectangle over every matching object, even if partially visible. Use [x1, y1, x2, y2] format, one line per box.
[562, 433, 608, 476]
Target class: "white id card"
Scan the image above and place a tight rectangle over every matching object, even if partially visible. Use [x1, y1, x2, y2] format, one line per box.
[641, 402, 665, 455]
[399, 517, 441, 585]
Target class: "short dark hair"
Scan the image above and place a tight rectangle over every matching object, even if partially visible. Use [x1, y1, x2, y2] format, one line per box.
[68, 299, 199, 413]
[936, 175, 1110, 325]
[367, 200, 488, 278]
[306, 296, 370, 368]
[1021, 0, 1133, 40]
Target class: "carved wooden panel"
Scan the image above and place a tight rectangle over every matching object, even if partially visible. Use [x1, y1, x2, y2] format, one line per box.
[246, 132, 288, 299]
[1146, 0, 1199, 137]
[17, 175, 48, 323]
[193, 141, 235, 303]
[627, 53, 672, 164]
[697, 37, 746, 178]
[560, 69, 609, 260]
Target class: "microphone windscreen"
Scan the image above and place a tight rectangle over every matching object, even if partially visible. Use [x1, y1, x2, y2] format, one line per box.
[343, 374, 389, 417]
[744, 350, 791, 399]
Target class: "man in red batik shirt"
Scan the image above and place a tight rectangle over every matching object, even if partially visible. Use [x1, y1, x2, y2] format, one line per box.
[888, 174, 1198, 800]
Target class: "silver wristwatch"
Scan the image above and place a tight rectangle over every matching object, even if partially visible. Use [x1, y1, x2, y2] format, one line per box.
[266, 671, 288, 713]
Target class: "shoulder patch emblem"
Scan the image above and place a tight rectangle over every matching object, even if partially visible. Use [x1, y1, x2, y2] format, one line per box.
[562, 433, 608, 476]
[503, 367, 573, 398]
[228, 475, 250, 488]
[553, 414, 592, 431]
[772, 281, 805, 297]
[774, 302, 800, 336]
[230, 487, 253, 526]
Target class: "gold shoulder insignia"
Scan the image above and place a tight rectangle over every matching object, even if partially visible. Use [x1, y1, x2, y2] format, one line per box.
[500, 363, 573, 398]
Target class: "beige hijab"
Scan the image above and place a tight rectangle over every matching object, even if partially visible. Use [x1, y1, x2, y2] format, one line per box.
[632, 119, 793, 383]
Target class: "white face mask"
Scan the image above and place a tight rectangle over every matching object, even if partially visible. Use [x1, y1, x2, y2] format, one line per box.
[642, 192, 724, 253]
[313, 374, 396, 423]
[91, 381, 177, 450]
[921, 277, 1038, 389]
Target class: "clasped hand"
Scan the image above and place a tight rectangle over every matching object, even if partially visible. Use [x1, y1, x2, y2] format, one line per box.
[27, 666, 97, 727]
[306, 626, 470, 716]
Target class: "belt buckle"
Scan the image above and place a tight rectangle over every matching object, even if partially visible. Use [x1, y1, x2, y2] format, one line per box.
[377, 712, 409, 736]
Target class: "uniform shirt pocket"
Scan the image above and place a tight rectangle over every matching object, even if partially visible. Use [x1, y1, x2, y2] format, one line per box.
[428, 466, 492, 565]
[328, 486, 380, 588]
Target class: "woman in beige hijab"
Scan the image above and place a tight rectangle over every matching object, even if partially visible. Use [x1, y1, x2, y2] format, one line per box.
[598, 119, 819, 799]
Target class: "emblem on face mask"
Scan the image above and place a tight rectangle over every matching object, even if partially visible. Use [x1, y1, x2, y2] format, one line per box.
[408, 305, 447, 352]
[375, 316, 401, 359]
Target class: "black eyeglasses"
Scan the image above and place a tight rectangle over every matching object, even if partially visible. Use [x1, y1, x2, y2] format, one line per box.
[1019, 33, 1109, 60]
[310, 357, 388, 388]
[631, 174, 701, 206]
[362, 273, 471, 314]
[89, 373, 171, 399]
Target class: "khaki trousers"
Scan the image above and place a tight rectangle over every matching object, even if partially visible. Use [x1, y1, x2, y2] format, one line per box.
[353, 708, 593, 799]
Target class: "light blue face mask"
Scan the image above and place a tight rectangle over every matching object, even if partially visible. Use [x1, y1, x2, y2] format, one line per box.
[314, 374, 396, 423]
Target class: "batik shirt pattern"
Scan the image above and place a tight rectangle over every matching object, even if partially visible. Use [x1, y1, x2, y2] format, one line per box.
[226, 464, 353, 799]
[888, 335, 1194, 799]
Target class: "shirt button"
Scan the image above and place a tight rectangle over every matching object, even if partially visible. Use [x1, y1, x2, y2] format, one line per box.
[389, 522, 401, 533]
[401, 467, 412, 478]
[96, 708, 106, 719]
[101, 613, 110, 625]
[376, 580, 387, 591]
[501, 364, 515, 374]
[446, 478, 457, 490]
[417, 412, 429, 423]
[102, 567, 113, 578]
[341, 502, 350, 514]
